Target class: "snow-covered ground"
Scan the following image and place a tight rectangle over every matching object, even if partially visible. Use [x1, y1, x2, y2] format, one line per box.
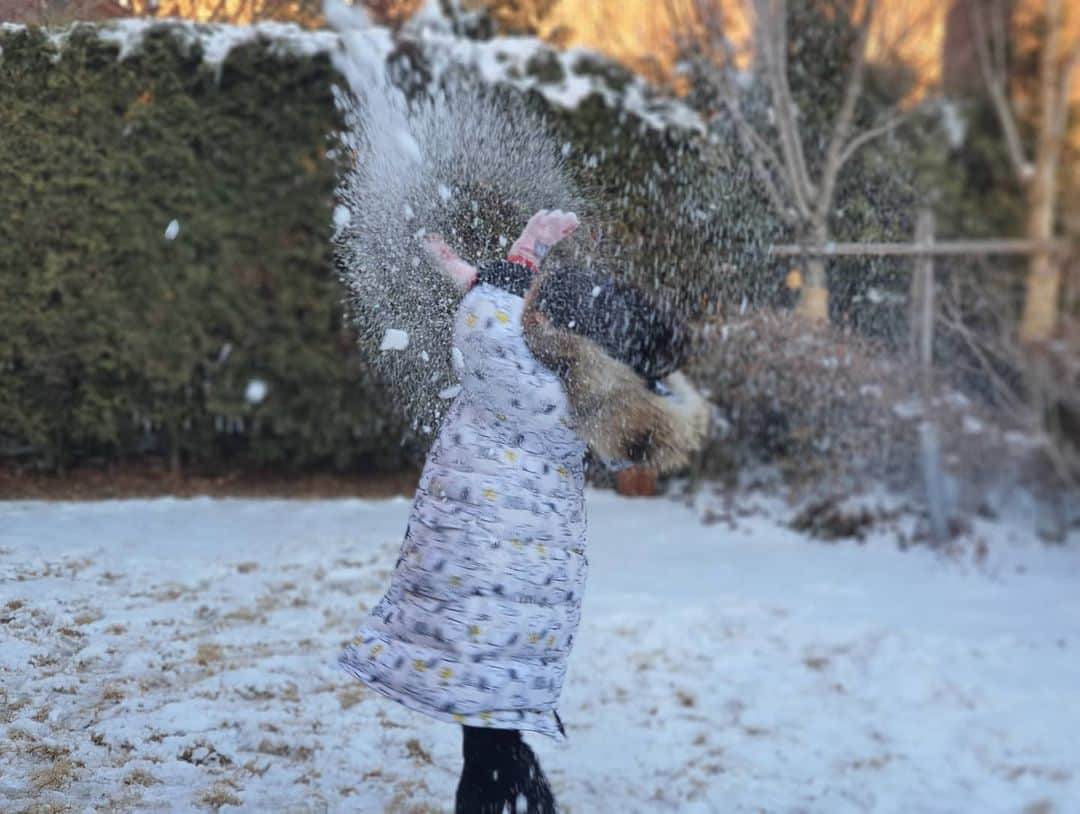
[1, 491, 1077, 813]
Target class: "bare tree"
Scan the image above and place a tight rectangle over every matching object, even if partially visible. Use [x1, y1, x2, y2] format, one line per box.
[117, 0, 324, 25]
[3, 0, 128, 23]
[361, 0, 424, 27]
[971, 0, 1080, 343]
[464, 0, 558, 35]
[670, 0, 920, 322]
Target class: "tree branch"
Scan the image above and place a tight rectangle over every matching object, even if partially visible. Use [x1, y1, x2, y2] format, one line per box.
[723, 98, 788, 180]
[970, 0, 1034, 182]
[1056, 42, 1080, 142]
[753, 0, 813, 218]
[722, 107, 802, 225]
[768, 0, 815, 201]
[682, 0, 788, 174]
[990, 0, 1009, 77]
[836, 107, 914, 170]
[815, 0, 876, 223]
[680, 0, 800, 224]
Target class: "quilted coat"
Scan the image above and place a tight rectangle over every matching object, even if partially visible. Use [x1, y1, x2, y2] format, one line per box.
[340, 279, 588, 738]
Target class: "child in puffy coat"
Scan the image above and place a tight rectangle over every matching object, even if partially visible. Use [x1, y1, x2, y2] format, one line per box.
[340, 209, 707, 813]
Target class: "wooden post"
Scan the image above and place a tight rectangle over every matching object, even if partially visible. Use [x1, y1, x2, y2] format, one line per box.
[914, 210, 936, 385]
[913, 209, 949, 544]
[1063, 251, 1079, 318]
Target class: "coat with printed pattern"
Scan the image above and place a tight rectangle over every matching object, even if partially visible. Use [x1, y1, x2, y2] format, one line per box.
[340, 281, 587, 738]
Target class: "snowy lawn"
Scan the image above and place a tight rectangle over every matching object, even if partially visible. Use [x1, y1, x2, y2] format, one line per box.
[1, 491, 1078, 813]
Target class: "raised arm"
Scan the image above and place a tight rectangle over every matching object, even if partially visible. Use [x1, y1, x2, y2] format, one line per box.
[507, 209, 579, 271]
[425, 209, 579, 290]
[424, 233, 477, 291]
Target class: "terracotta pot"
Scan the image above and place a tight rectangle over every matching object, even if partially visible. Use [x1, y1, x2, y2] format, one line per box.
[615, 467, 656, 497]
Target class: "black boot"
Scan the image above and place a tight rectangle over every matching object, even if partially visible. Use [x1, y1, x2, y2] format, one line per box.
[455, 726, 557, 814]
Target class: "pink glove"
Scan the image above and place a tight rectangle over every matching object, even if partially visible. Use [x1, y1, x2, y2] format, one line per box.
[507, 209, 579, 272]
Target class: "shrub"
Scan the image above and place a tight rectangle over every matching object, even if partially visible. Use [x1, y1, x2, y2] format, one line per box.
[688, 310, 1034, 500]
[0, 25, 408, 472]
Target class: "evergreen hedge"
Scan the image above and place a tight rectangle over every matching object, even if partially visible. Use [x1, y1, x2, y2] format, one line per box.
[1, 23, 719, 474]
[0, 25, 413, 472]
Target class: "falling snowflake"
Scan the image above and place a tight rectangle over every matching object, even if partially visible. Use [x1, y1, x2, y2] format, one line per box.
[245, 379, 268, 404]
[380, 329, 410, 351]
[439, 385, 462, 400]
[333, 205, 351, 230]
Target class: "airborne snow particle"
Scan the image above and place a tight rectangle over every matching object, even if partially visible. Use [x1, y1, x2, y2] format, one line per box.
[962, 415, 984, 435]
[164, 219, 180, 241]
[403, 203, 415, 221]
[591, 285, 601, 298]
[380, 329, 410, 351]
[439, 385, 462, 400]
[940, 100, 967, 148]
[420, 350, 430, 362]
[892, 400, 923, 420]
[438, 183, 452, 202]
[451, 347, 465, 372]
[333, 205, 351, 230]
[245, 379, 268, 404]
[1004, 430, 1038, 448]
[397, 129, 422, 162]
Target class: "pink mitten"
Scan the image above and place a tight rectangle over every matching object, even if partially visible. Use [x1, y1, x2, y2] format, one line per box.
[508, 209, 579, 272]
[424, 233, 477, 290]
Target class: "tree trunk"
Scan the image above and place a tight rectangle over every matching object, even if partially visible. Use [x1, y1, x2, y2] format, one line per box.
[911, 209, 950, 544]
[1019, 179, 1060, 343]
[1018, 0, 1066, 344]
[796, 224, 829, 323]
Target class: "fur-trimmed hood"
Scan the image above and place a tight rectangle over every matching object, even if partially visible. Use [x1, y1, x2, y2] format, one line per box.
[518, 266, 711, 473]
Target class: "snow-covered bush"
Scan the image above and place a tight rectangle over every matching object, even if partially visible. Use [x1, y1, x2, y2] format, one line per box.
[688, 310, 1037, 502]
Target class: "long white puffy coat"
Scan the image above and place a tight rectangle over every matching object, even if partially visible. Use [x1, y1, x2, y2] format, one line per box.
[340, 281, 588, 738]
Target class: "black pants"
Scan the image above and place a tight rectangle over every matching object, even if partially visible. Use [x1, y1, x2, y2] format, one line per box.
[454, 726, 557, 814]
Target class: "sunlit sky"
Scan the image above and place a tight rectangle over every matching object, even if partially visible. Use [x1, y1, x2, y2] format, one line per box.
[542, 0, 944, 91]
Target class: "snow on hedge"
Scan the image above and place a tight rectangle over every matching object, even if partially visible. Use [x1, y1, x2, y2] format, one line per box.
[412, 28, 703, 133]
[99, 18, 339, 68]
[0, 15, 702, 133]
[0, 19, 337, 72]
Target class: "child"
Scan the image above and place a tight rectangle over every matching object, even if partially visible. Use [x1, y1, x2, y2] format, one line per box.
[340, 209, 705, 813]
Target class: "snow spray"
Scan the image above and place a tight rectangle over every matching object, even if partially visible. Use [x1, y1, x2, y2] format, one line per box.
[325, 0, 586, 436]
